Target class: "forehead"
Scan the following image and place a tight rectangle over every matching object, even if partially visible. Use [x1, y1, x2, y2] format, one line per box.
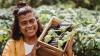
[18, 12, 34, 20]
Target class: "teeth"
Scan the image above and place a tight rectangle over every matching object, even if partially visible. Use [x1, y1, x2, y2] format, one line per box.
[27, 29, 34, 32]
[26, 27, 36, 33]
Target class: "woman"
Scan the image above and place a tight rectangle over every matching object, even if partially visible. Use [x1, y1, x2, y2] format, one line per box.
[2, 1, 43, 56]
[2, 1, 74, 56]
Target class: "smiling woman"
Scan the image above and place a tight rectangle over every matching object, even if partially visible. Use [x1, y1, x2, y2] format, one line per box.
[2, 1, 43, 56]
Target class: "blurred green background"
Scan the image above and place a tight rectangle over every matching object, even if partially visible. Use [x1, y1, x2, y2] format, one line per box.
[0, 0, 100, 10]
[0, 0, 100, 56]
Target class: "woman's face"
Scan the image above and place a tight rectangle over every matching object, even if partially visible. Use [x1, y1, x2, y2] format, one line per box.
[18, 12, 38, 38]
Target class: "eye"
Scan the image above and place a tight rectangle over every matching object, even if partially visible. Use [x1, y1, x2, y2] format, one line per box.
[29, 18, 35, 24]
[21, 21, 27, 26]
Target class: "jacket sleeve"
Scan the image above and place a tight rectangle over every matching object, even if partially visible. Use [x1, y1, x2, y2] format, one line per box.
[2, 39, 14, 56]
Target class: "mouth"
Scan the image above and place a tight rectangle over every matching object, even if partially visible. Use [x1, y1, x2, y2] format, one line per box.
[26, 27, 36, 35]
[27, 30, 33, 33]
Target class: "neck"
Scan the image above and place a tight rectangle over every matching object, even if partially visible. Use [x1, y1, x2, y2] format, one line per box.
[24, 35, 37, 45]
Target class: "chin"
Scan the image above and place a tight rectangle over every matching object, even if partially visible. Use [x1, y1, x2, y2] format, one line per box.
[27, 32, 36, 37]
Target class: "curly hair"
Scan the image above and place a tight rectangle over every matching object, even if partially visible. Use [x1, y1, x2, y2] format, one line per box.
[12, 1, 43, 40]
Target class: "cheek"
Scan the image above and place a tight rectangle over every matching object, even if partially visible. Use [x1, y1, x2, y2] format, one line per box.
[19, 25, 26, 34]
[34, 21, 38, 31]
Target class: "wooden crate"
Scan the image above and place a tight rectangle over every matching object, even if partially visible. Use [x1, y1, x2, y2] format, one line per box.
[37, 17, 75, 56]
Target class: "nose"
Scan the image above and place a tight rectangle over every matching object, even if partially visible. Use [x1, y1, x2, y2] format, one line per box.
[26, 22, 33, 28]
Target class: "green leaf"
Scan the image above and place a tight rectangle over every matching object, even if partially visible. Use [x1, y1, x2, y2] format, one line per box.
[86, 39, 95, 49]
[95, 39, 100, 49]
[44, 35, 52, 43]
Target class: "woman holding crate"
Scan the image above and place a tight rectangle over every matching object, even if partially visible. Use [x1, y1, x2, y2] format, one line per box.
[2, 1, 74, 56]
